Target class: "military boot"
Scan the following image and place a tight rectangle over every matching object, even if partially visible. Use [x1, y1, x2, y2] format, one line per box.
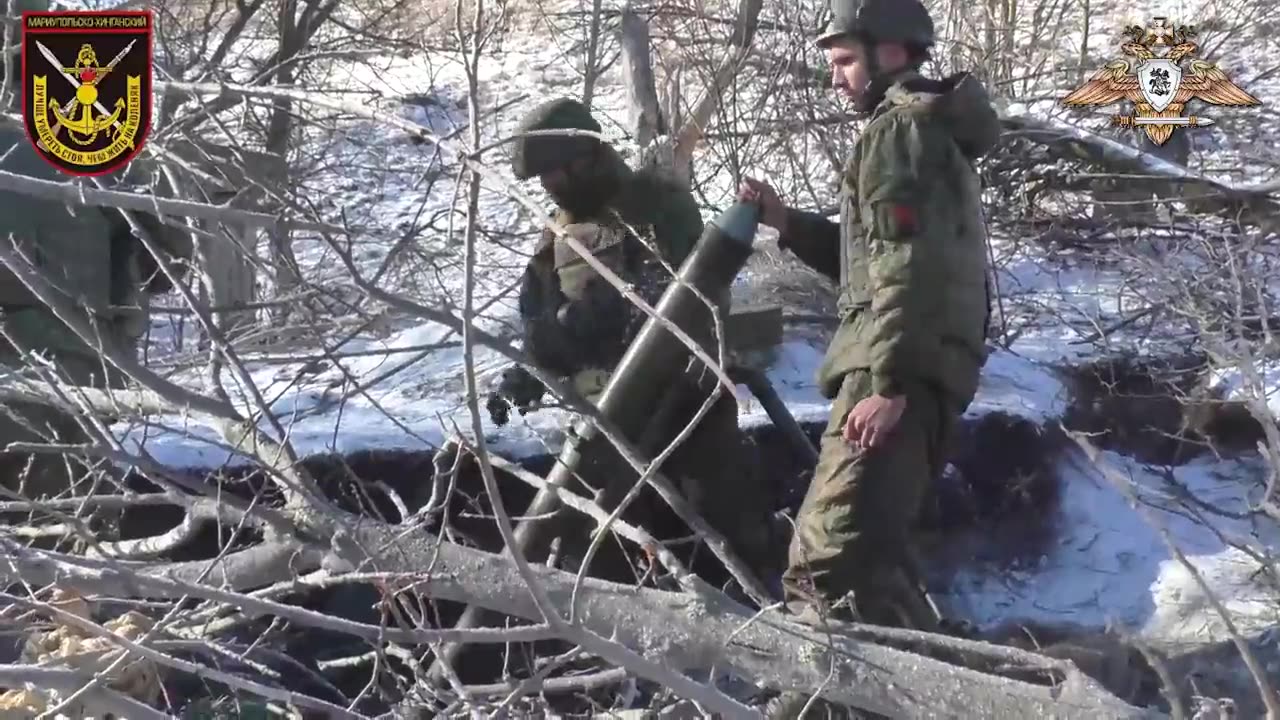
[854, 565, 943, 633]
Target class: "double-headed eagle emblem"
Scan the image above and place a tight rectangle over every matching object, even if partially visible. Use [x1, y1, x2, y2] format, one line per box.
[1062, 17, 1261, 145]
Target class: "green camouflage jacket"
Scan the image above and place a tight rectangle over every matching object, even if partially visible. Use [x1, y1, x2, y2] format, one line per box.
[779, 71, 1000, 408]
[0, 123, 193, 371]
[517, 146, 706, 378]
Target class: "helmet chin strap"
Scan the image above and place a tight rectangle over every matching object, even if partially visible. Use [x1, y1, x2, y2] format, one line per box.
[854, 38, 890, 113]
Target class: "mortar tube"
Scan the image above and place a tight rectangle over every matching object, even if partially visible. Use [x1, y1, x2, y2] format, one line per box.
[427, 202, 761, 682]
[585, 209, 758, 510]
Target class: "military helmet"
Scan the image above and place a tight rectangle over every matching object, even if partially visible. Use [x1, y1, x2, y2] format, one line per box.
[510, 97, 603, 180]
[816, 0, 935, 50]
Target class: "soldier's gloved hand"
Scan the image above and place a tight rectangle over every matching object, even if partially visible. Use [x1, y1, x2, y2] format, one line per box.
[486, 392, 513, 427]
[487, 366, 546, 426]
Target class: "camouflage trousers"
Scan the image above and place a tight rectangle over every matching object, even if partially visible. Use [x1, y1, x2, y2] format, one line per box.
[782, 369, 957, 630]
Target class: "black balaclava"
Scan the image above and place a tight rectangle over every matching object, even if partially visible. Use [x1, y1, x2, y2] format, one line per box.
[547, 146, 622, 219]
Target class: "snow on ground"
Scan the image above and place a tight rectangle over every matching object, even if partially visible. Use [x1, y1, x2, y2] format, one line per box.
[118, 332, 861, 468]
[964, 349, 1073, 422]
[945, 445, 1280, 647]
[107, 0, 1280, 651]
[1211, 360, 1280, 418]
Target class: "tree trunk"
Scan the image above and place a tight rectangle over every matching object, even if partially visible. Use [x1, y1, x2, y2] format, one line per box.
[264, 0, 302, 328]
[619, 5, 666, 155]
[198, 223, 260, 335]
[581, 0, 605, 108]
[156, 150, 260, 343]
[1078, 0, 1091, 85]
[337, 528, 1158, 719]
[669, 0, 763, 183]
[1004, 0, 1018, 83]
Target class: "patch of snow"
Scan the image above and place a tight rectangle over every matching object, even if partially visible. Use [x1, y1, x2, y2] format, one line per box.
[739, 340, 832, 428]
[1209, 360, 1280, 419]
[117, 330, 1081, 469]
[1144, 544, 1280, 647]
[945, 448, 1280, 645]
[965, 350, 1072, 423]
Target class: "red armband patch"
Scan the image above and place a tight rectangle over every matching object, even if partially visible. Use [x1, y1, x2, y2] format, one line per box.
[871, 201, 919, 240]
[891, 204, 917, 233]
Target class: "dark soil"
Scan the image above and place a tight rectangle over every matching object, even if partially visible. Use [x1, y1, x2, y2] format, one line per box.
[1061, 352, 1269, 465]
[104, 350, 1277, 715]
[105, 406, 1066, 713]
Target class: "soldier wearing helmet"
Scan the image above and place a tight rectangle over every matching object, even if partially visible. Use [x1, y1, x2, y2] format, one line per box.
[0, 0, 194, 502]
[741, 0, 1000, 637]
[495, 96, 780, 585]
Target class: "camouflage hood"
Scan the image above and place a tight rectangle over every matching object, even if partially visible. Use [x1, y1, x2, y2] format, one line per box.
[882, 71, 1001, 161]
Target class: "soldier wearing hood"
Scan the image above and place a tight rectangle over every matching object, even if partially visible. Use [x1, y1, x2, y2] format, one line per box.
[0, 0, 193, 500]
[496, 97, 780, 583]
[740, 0, 999, 636]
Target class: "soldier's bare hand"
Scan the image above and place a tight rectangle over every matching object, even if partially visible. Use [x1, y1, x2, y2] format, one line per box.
[842, 394, 907, 449]
[738, 177, 788, 233]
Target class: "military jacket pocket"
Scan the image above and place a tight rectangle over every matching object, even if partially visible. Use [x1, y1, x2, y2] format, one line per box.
[816, 306, 872, 397]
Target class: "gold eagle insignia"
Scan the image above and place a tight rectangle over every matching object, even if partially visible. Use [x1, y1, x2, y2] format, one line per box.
[1061, 17, 1261, 145]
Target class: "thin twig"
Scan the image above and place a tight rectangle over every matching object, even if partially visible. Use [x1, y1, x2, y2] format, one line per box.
[1067, 429, 1280, 718]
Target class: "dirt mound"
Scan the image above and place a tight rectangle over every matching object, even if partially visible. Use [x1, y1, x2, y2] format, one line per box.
[1062, 353, 1268, 465]
[116, 406, 1063, 598]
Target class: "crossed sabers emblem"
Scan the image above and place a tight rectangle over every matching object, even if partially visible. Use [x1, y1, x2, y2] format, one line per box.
[32, 38, 138, 150]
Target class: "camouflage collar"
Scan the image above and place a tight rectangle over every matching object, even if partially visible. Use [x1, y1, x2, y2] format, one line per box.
[871, 70, 928, 118]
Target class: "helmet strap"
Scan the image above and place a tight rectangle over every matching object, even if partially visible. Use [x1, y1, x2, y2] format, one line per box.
[855, 38, 891, 113]
[863, 39, 881, 78]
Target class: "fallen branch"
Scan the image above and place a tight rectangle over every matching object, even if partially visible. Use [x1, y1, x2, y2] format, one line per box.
[1002, 113, 1280, 232]
[0, 539, 324, 596]
[320, 524, 1156, 718]
[0, 539, 556, 646]
[85, 499, 258, 561]
[0, 518, 1156, 716]
[0, 169, 344, 234]
[463, 666, 628, 697]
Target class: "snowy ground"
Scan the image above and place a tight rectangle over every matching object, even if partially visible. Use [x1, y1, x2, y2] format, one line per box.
[944, 441, 1280, 648]
[104, 0, 1280, 654]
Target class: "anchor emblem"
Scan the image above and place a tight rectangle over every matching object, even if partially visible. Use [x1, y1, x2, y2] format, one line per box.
[49, 43, 127, 146]
[21, 9, 153, 176]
